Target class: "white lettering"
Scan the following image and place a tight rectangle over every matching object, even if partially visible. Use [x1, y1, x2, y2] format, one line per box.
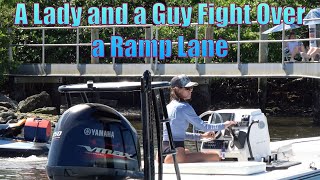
[78, 145, 134, 159]
[52, 131, 62, 138]
[85, 128, 114, 138]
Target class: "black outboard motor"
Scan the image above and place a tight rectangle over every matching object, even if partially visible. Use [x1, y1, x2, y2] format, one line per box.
[46, 103, 143, 180]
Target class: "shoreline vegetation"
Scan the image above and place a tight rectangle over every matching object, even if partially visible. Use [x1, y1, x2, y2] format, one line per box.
[0, 77, 314, 126]
[1, 1, 316, 67]
[1, 1, 319, 126]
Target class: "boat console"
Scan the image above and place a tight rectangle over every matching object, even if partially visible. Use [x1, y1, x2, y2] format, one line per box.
[200, 109, 271, 162]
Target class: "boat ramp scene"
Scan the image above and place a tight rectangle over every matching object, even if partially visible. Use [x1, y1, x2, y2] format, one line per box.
[1, 1, 320, 179]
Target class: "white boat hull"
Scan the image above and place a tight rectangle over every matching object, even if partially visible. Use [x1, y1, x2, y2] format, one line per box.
[156, 136, 320, 179]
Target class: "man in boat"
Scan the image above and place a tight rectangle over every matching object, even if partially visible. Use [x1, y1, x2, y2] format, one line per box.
[0, 119, 26, 138]
[162, 74, 236, 163]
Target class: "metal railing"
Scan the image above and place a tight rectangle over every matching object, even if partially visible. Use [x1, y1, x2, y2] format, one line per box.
[9, 19, 320, 78]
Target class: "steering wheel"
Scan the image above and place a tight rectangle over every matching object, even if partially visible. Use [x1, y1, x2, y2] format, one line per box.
[198, 110, 224, 140]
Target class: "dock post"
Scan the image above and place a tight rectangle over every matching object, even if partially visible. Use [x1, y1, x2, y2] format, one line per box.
[90, 28, 100, 102]
[91, 28, 99, 64]
[204, 25, 214, 63]
[258, 25, 269, 113]
[145, 27, 152, 63]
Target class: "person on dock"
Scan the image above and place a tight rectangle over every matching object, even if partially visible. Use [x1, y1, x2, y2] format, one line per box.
[299, 27, 320, 62]
[285, 32, 307, 62]
[301, 47, 320, 61]
[162, 74, 237, 163]
[300, 43, 320, 61]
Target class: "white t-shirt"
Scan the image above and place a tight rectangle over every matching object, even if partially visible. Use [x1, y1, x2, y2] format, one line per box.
[287, 41, 300, 53]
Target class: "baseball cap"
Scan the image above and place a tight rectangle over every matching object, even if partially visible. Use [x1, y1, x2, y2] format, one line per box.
[170, 74, 199, 88]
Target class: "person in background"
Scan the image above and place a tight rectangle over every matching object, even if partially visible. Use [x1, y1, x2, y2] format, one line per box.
[300, 27, 320, 61]
[162, 74, 237, 163]
[301, 44, 320, 61]
[286, 32, 307, 62]
[301, 47, 320, 61]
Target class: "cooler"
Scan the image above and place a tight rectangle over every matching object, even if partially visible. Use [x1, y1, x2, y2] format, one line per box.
[24, 118, 51, 142]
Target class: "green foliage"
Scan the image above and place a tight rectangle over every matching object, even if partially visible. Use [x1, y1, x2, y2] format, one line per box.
[0, 1, 20, 86]
[1, 0, 320, 69]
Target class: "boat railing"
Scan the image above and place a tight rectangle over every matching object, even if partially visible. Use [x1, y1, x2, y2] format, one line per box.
[141, 71, 181, 180]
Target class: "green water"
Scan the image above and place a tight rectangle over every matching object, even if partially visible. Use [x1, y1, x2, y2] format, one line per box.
[267, 116, 320, 141]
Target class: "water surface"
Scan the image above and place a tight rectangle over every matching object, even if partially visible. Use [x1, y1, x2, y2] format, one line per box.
[0, 116, 319, 179]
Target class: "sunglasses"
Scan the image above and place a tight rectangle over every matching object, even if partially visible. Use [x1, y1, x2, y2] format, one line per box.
[184, 87, 193, 91]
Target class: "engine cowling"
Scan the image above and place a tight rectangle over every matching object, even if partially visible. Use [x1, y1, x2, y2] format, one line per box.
[46, 103, 143, 180]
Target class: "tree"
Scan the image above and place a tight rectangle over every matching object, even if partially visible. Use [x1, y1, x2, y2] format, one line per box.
[0, 0, 19, 86]
[2, 0, 320, 68]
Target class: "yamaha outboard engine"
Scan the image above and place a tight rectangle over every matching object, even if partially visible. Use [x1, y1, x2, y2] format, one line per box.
[46, 103, 143, 180]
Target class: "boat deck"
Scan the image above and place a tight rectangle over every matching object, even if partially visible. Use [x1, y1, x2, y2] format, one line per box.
[156, 136, 320, 180]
